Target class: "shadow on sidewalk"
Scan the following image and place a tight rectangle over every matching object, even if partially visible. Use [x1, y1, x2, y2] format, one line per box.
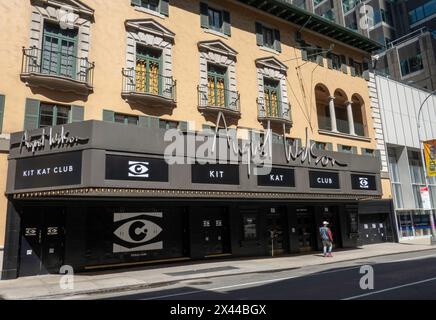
[79, 247, 366, 278]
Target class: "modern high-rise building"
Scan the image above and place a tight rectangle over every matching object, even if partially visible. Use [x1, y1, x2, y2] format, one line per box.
[292, 0, 436, 90]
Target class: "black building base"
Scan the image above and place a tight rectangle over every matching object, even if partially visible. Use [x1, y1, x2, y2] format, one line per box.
[1, 198, 395, 280]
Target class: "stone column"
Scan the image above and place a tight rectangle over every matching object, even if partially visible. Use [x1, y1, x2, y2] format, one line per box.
[346, 100, 356, 135]
[328, 96, 338, 132]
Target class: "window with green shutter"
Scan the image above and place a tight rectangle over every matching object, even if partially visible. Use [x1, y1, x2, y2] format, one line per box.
[200, 3, 231, 36]
[131, 0, 169, 16]
[136, 46, 162, 96]
[255, 22, 281, 52]
[39, 103, 71, 128]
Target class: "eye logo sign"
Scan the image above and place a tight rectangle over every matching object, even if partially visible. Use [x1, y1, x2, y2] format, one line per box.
[113, 212, 163, 253]
[359, 177, 369, 189]
[128, 161, 150, 178]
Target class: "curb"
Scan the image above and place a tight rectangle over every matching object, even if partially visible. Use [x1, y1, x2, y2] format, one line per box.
[11, 246, 436, 300]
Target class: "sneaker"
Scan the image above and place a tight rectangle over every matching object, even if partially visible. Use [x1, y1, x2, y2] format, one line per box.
[328, 253, 333, 257]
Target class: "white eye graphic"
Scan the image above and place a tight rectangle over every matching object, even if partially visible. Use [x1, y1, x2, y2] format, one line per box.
[114, 219, 162, 244]
[128, 161, 149, 178]
[359, 178, 369, 188]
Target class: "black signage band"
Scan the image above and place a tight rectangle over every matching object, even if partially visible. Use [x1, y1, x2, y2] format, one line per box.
[15, 151, 82, 190]
[351, 174, 377, 191]
[258, 167, 295, 188]
[192, 163, 240, 185]
[106, 155, 169, 182]
[309, 171, 340, 189]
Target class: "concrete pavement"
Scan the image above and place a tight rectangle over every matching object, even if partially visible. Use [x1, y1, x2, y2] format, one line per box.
[0, 243, 434, 300]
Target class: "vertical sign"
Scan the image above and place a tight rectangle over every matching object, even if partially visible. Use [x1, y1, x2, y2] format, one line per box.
[424, 140, 436, 177]
[420, 187, 432, 210]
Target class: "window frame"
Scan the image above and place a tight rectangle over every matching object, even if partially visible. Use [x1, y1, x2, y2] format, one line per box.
[38, 103, 71, 128]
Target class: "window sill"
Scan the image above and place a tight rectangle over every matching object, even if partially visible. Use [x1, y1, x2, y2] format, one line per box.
[134, 6, 166, 19]
[318, 129, 372, 142]
[204, 28, 229, 40]
[259, 46, 279, 55]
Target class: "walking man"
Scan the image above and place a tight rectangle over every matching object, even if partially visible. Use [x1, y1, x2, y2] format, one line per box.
[320, 221, 333, 257]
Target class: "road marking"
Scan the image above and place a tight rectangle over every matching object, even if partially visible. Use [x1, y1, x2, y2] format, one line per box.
[343, 276, 436, 300]
[385, 254, 436, 264]
[142, 266, 362, 300]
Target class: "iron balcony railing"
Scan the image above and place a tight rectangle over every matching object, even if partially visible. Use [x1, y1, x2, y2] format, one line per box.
[21, 46, 94, 86]
[197, 85, 240, 112]
[122, 68, 177, 102]
[257, 97, 291, 122]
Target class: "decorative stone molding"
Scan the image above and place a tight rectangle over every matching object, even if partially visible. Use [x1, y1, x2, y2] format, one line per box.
[125, 19, 175, 78]
[198, 40, 238, 92]
[29, 0, 93, 62]
[255, 56, 290, 114]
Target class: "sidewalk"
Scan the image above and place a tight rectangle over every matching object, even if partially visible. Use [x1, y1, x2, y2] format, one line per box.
[0, 243, 435, 300]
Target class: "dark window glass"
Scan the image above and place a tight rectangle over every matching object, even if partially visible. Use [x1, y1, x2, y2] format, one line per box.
[140, 0, 160, 11]
[331, 54, 341, 70]
[208, 7, 223, 31]
[114, 113, 139, 125]
[39, 104, 55, 128]
[263, 26, 274, 48]
[56, 106, 70, 125]
[39, 104, 70, 128]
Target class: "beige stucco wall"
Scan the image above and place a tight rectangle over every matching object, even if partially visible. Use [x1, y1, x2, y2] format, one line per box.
[0, 0, 392, 246]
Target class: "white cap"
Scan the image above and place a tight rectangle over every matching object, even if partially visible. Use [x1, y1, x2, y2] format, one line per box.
[323, 221, 329, 225]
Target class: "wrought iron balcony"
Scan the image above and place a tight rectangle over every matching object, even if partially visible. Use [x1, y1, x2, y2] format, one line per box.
[197, 85, 241, 118]
[122, 68, 177, 108]
[257, 97, 292, 127]
[20, 46, 94, 95]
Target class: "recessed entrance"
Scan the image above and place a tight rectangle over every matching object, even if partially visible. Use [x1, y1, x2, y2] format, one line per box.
[296, 207, 317, 252]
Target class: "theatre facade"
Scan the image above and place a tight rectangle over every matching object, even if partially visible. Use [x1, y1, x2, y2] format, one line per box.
[1, 120, 391, 278]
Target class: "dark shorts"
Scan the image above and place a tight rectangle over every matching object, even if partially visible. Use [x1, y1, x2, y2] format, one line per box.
[322, 240, 332, 247]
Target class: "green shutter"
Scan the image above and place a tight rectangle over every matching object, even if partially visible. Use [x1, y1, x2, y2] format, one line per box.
[24, 98, 40, 130]
[0, 95, 4, 133]
[352, 146, 357, 154]
[131, 0, 141, 6]
[103, 109, 115, 122]
[363, 70, 370, 81]
[223, 10, 231, 36]
[350, 66, 356, 77]
[326, 143, 333, 151]
[316, 55, 324, 66]
[70, 105, 84, 123]
[301, 50, 308, 61]
[200, 2, 209, 28]
[274, 29, 281, 52]
[160, 0, 169, 16]
[255, 22, 263, 46]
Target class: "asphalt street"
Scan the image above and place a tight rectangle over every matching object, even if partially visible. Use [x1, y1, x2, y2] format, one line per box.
[69, 249, 436, 300]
